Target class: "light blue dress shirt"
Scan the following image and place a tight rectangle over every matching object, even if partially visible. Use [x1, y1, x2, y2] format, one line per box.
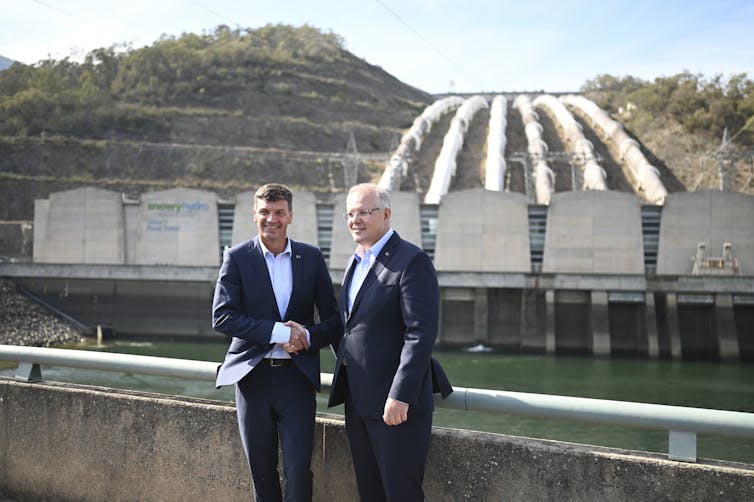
[348, 228, 394, 313]
[260, 238, 294, 359]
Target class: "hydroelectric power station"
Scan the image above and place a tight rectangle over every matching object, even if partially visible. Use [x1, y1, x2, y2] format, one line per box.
[2, 94, 753, 360]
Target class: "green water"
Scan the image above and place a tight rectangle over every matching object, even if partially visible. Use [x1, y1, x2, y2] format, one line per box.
[3, 338, 753, 464]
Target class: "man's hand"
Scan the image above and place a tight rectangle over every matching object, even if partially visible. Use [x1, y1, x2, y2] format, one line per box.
[283, 320, 310, 354]
[382, 397, 409, 426]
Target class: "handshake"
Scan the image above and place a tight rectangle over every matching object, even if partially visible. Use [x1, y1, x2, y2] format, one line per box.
[283, 320, 309, 355]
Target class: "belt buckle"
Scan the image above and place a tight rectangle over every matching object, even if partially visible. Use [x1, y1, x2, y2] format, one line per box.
[270, 359, 285, 367]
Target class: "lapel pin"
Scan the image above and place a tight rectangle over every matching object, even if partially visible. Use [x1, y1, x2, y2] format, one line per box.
[296, 255, 301, 259]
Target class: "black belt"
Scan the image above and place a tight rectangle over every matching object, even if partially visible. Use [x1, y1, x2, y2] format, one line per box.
[267, 358, 291, 367]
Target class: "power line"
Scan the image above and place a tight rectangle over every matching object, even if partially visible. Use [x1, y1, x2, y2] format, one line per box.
[31, 0, 133, 52]
[373, 0, 486, 91]
[32, 0, 91, 25]
[187, 0, 242, 29]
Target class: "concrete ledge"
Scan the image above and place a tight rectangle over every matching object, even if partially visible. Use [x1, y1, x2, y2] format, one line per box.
[4, 263, 753, 294]
[1, 379, 753, 501]
[426, 428, 754, 501]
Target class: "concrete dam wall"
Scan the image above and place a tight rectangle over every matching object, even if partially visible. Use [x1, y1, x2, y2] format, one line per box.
[1, 378, 753, 501]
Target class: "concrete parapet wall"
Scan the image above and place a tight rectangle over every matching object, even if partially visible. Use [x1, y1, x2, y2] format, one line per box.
[134, 188, 219, 267]
[434, 189, 530, 273]
[1, 379, 752, 501]
[28, 187, 754, 278]
[543, 190, 644, 274]
[657, 190, 754, 276]
[34, 187, 125, 265]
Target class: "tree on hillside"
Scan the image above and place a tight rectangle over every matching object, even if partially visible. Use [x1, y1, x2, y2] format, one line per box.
[0, 24, 352, 136]
[111, 24, 347, 105]
[582, 72, 754, 146]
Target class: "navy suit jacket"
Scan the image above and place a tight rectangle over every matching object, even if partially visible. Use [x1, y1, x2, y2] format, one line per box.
[212, 236, 341, 389]
[328, 231, 451, 418]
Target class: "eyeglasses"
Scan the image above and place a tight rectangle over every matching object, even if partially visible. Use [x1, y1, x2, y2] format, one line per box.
[342, 208, 382, 221]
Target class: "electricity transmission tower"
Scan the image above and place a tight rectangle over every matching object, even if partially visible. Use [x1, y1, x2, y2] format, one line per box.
[708, 129, 754, 191]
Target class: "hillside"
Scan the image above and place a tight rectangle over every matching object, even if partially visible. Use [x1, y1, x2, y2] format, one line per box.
[580, 73, 754, 195]
[0, 25, 432, 222]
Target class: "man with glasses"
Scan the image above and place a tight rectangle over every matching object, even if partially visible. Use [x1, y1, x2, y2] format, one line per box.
[327, 183, 452, 501]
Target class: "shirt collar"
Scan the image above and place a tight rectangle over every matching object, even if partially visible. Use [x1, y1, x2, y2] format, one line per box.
[259, 237, 291, 258]
[354, 228, 394, 263]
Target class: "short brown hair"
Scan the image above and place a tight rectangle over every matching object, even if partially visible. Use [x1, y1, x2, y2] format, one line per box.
[254, 183, 293, 211]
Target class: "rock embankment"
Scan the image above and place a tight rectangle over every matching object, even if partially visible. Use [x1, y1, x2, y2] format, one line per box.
[0, 279, 83, 346]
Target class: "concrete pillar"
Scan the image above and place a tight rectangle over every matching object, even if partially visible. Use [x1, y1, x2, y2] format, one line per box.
[715, 293, 740, 362]
[473, 288, 488, 345]
[644, 293, 660, 359]
[545, 289, 556, 354]
[666, 293, 682, 360]
[520, 289, 546, 352]
[590, 291, 611, 356]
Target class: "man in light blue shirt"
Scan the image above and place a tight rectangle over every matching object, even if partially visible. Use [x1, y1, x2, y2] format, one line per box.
[347, 227, 394, 313]
[213, 184, 341, 501]
[259, 236, 298, 359]
[328, 183, 451, 502]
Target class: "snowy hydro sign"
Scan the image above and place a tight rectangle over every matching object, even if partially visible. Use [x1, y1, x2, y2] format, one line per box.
[146, 201, 210, 232]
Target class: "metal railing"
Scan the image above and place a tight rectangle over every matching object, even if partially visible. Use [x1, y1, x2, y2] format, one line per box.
[2, 344, 754, 463]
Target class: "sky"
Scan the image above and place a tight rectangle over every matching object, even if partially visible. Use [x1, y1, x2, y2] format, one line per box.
[1, 0, 753, 94]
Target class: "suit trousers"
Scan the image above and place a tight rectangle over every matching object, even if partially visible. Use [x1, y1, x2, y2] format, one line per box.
[235, 362, 316, 502]
[344, 393, 433, 502]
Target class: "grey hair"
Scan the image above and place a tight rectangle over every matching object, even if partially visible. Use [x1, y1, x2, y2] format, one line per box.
[348, 183, 391, 209]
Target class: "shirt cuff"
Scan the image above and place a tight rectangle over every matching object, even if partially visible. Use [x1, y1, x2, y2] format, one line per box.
[270, 322, 291, 344]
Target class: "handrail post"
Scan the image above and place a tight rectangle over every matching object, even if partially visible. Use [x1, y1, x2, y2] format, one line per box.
[15, 362, 42, 382]
[668, 430, 697, 462]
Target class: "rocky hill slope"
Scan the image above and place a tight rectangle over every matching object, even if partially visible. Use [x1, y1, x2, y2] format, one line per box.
[0, 25, 432, 223]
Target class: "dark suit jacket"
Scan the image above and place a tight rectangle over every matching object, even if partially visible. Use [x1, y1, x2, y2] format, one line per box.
[328, 231, 451, 418]
[212, 236, 341, 389]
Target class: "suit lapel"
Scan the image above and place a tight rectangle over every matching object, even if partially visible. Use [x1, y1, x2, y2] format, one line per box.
[340, 256, 357, 323]
[286, 240, 303, 320]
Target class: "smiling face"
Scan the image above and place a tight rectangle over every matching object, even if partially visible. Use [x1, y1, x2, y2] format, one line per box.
[253, 197, 292, 252]
[345, 185, 391, 250]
